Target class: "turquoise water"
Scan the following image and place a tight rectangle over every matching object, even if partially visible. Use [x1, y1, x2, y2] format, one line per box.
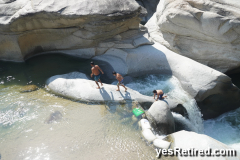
[0, 53, 240, 159]
[204, 107, 240, 151]
[0, 53, 113, 88]
[0, 54, 157, 160]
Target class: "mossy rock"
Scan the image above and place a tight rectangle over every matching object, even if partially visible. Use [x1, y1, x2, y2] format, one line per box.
[20, 85, 39, 93]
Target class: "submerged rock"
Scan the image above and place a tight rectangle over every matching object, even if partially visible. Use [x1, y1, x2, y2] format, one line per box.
[147, 0, 240, 74]
[45, 111, 63, 124]
[20, 85, 38, 93]
[146, 101, 175, 135]
[164, 130, 240, 160]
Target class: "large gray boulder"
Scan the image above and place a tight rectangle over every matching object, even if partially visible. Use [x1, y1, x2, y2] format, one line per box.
[146, 101, 175, 134]
[147, 0, 240, 74]
[0, 0, 146, 61]
[164, 130, 240, 160]
[46, 72, 154, 103]
[46, 72, 188, 119]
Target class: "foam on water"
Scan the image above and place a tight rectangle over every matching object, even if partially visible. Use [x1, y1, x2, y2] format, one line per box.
[126, 74, 203, 133]
[204, 107, 240, 151]
[127, 74, 240, 151]
[172, 112, 198, 132]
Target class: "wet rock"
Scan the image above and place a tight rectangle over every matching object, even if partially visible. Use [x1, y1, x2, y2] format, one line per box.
[45, 111, 63, 124]
[146, 101, 175, 135]
[20, 85, 38, 93]
[137, 98, 188, 119]
[164, 130, 240, 160]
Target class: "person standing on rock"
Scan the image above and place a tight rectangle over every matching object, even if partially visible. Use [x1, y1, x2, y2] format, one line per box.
[90, 61, 104, 89]
[153, 90, 167, 101]
[112, 71, 127, 92]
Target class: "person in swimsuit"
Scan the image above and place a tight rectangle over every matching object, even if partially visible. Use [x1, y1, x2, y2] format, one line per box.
[112, 71, 127, 92]
[90, 61, 104, 89]
[153, 90, 167, 101]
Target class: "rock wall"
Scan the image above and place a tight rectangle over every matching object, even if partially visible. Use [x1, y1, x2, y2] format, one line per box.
[146, 12, 240, 119]
[0, 0, 146, 61]
[150, 0, 240, 73]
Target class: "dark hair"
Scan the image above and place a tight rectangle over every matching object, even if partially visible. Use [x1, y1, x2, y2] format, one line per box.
[90, 61, 94, 65]
[153, 90, 157, 93]
[112, 71, 116, 75]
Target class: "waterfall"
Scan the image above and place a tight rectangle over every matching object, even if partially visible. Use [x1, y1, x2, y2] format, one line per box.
[126, 74, 203, 133]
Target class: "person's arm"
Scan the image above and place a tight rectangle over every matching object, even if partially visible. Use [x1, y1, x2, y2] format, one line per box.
[120, 75, 123, 80]
[91, 68, 93, 77]
[153, 93, 156, 99]
[97, 66, 104, 74]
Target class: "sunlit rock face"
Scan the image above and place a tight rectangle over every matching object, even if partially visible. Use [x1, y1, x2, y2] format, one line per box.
[0, 0, 146, 61]
[164, 130, 240, 160]
[150, 0, 240, 73]
[146, 101, 175, 135]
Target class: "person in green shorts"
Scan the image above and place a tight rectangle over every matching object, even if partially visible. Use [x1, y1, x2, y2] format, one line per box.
[112, 71, 127, 92]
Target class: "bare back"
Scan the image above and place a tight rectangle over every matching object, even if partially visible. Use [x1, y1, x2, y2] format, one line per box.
[91, 65, 100, 75]
[116, 73, 123, 81]
[156, 90, 163, 95]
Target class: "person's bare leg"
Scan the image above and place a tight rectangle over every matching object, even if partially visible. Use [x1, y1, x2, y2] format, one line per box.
[95, 81, 100, 89]
[98, 79, 103, 86]
[121, 84, 127, 92]
[116, 85, 120, 91]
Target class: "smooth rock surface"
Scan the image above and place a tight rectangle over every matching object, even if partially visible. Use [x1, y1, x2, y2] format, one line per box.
[94, 42, 240, 119]
[139, 119, 152, 130]
[141, 129, 157, 142]
[146, 101, 175, 134]
[46, 72, 188, 120]
[147, 0, 240, 73]
[0, 0, 146, 61]
[153, 139, 171, 149]
[46, 72, 154, 103]
[164, 130, 240, 160]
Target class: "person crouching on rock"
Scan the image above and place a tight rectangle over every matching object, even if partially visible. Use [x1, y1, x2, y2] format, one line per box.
[90, 61, 104, 89]
[112, 71, 127, 92]
[153, 90, 167, 101]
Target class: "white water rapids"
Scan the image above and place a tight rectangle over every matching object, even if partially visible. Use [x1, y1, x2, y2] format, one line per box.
[126, 74, 203, 133]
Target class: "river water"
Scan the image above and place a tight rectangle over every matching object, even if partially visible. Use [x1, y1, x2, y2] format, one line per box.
[0, 54, 239, 159]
